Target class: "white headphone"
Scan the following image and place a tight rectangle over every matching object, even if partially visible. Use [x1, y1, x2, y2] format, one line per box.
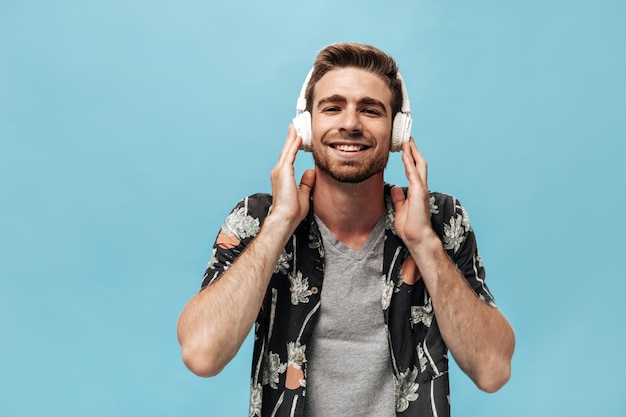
[292, 68, 412, 152]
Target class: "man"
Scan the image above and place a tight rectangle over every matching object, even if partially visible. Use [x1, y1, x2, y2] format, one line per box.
[177, 42, 515, 417]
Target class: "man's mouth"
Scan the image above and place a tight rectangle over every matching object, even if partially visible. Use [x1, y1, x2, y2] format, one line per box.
[331, 144, 369, 152]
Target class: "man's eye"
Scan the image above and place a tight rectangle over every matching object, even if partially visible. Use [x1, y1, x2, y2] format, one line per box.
[323, 107, 340, 113]
[362, 108, 381, 115]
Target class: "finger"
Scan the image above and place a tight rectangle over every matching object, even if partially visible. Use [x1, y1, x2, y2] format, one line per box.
[403, 138, 427, 186]
[297, 169, 316, 217]
[389, 185, 406, 210]
[401, 140, 420, 184]
[299, 169, 316, 192]
[409, 138, 428, 185]
[277, 124, 301, 165]
[281, 125, 298, 157]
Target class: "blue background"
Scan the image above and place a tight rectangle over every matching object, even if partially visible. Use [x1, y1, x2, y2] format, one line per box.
[1, 0, 624, 416]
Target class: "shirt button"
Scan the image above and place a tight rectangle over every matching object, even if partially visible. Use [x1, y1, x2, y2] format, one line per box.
[311, 287, 319, 294]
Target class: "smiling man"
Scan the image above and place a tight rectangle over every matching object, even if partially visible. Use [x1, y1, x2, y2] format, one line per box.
[310, 66, 392, 184]
[177, 42, 515, 417]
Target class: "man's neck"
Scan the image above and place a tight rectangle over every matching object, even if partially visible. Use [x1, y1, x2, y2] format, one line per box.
[312, 170, 386, 251]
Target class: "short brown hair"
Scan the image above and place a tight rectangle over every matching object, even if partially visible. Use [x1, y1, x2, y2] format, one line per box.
[305, 42, 403, 116]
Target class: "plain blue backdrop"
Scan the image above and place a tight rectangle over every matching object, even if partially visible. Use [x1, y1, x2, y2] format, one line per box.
[1, 0, 624, 416]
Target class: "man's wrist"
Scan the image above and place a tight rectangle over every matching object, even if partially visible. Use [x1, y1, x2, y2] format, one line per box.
[261, 212, 300, 242]
[406, 229, 442, 263]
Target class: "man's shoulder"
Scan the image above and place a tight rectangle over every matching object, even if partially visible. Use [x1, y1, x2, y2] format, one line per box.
[429, 190, 458, 206]
[229, 192, 274, 218]
[242, 192, 273, 203]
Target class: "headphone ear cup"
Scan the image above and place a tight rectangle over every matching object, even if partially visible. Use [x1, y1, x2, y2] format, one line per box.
[391, 112, 413, 152]
[292, 111, 313, 151]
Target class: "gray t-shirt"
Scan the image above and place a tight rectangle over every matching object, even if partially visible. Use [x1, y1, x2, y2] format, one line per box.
[304, 215, 396, 417]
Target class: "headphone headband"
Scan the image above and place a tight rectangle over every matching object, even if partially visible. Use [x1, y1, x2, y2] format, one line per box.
[296, 68, 313, 112]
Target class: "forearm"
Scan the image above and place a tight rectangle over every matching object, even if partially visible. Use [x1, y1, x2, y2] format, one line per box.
[408, 232, 515, 392]
[177, 215, 294, 377]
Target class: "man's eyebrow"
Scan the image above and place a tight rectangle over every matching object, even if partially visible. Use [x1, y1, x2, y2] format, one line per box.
[316, 95, 347, 108]
[316, 95, 389, 115]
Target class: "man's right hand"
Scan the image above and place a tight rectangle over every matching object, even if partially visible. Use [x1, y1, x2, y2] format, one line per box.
[268, 124, 316, 230]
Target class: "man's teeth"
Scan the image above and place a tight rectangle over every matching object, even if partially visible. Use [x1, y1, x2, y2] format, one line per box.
[334, 144, 364, 152]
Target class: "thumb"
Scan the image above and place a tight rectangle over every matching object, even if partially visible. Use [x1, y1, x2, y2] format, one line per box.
[390, 186, 406, 210]
[299, 169, 316, 197]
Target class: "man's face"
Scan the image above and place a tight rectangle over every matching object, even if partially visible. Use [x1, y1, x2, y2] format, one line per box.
[310, 67, 394, 184]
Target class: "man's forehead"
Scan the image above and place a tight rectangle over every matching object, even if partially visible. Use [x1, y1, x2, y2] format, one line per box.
[313, 67, 392, 105]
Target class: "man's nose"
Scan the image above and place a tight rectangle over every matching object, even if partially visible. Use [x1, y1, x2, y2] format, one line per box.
[339, 109, 363, 134]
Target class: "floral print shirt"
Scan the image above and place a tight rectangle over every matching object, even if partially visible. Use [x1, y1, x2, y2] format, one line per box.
[201, 184, 496, 417]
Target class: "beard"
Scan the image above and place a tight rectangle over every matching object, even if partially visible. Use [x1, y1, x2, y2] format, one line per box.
[312, 131, 390, 184]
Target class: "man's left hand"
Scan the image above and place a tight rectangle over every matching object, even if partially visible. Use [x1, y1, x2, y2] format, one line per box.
[390, 137, 435, 246]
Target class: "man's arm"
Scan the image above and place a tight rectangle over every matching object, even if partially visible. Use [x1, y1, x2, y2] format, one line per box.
[176, 126, 315, 377]
[391, 138, 515, 393]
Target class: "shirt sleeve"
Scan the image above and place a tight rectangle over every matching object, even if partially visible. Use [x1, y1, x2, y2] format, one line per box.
[431, 192, 497, 307]
[200, 193, 272, 289]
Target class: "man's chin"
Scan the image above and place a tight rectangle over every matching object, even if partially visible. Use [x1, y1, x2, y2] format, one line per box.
[313, 149, 388, 184]
[317, 165, 384, 184]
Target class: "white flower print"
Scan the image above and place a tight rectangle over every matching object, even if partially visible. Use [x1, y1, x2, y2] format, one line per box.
[262, 352, 287, 389]
[205, 259, 232, 286]
[206, 248, 218, 270]
[274, 249, 293, 274]
[395, 366, 420, 412]
[288, 270, 312, 305]
[381, 275, 394, 310]
[460, 205, 471, 232]
[384, 195, 396, 231]
[222, 207, 260, 240]
[443, 214, 466, 253]
[430, 195, 439, 215]
[476, 250, 484, 268]
[287, 342, 307, 368]
[410, 299, 433, 327]
[249, 382, 262, 417]
[308, 232, 324, 257]
[416, 344, 428, 373]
